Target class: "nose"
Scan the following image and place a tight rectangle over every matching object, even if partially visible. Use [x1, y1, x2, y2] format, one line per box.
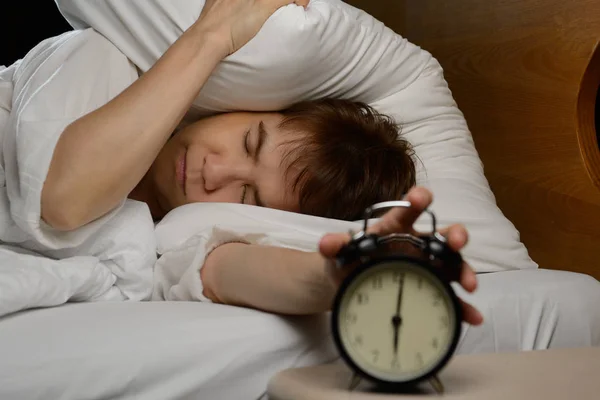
[203, 153, 250, 191]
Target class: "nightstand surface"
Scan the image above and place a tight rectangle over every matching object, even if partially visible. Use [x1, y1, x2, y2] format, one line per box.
[268, 347, 600, 400]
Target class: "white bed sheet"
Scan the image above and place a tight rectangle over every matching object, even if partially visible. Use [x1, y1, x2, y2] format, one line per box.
[0, 269, 598, 400]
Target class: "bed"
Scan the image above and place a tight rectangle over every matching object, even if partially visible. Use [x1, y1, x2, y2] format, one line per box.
[0, 303, 337, 399]
[1, 1, 599, 399]
[0, 269, 598, 400]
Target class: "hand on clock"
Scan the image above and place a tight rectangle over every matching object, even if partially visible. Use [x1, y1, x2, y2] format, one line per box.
[392, 273, 405, 353]
[319, 186, 484, 326]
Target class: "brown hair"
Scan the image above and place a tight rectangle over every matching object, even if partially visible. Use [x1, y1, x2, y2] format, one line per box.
[279, 99, 416, 221]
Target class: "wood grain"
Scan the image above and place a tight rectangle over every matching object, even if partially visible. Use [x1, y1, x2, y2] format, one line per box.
[344, 0, 600, 279]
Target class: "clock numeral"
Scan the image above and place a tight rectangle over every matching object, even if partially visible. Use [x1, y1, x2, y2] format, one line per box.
[354, 335, 364, 346]
[416, 352, 424, 367]
[357, 293, 369, 305]
[392, 271, 401, 283]
[372, 276, 383, 290]
[391, 355, 401, 370]
[371, 349, 380, 363]
[439, 315, 449, 329]
[346, 313, 358, 325]
[432, 337, 439, 350]
[417, 277, 423, 290]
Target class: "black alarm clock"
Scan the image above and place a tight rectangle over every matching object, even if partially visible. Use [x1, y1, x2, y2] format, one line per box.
[331, 200, 463, 394]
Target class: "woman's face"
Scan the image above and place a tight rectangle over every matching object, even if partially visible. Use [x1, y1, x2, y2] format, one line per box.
[147, 112, 300, 215]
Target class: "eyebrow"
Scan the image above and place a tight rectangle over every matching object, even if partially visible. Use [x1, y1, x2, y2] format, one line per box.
[253, 121, 267, 208]
[254, 121, 267, 164]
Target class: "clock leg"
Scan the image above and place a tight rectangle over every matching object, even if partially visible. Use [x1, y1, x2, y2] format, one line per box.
[429, 375, 445, 395]
[348, 373, 362, 391]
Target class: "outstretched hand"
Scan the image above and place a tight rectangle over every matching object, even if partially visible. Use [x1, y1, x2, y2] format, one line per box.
[319, 186, 484, 326]
[195, 0, 310, 57]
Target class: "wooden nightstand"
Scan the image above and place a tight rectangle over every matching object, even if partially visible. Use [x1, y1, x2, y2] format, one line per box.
[268, 348, 600, 399]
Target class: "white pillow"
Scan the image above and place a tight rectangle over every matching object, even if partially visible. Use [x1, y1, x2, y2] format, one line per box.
[56, 0, 537, 273]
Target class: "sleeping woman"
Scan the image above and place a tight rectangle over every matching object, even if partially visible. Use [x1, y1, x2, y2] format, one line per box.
[0, 0, 482, 325]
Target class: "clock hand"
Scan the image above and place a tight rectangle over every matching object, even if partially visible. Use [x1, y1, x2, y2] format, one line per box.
[393, 322, 400, 354]
[392, 273, 405, 354]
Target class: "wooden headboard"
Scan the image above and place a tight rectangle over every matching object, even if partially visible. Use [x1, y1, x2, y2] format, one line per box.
[345, 0, 600, 279]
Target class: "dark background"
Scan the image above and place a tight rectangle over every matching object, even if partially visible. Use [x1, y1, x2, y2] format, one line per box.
[2, 2, 72, 67]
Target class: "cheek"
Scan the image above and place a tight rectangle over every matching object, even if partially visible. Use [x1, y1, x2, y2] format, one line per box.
[269, 148, 300, 200]
[181, 120, 238, 149]
[186, 186, 240, 204]
[180, 129, 205, 149]
[260, 171, 300, 212]
[153, 141, 177, 183]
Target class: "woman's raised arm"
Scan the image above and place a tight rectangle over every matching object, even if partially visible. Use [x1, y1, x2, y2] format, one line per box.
[42, 0, 307, 231]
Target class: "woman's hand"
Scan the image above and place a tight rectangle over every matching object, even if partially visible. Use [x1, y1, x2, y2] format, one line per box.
[319, 186, 484, 326]
[195, 0, 310, 57]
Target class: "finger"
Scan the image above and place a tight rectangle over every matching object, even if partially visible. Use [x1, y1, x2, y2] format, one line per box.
[261, 0, 305, 13]
[439, 224, 469, 252]
[295, 0, 310, 7]
[449, 228, 478, 293]
[368, 186, 433, 236]
[438, 224, 477, 291]
[459, 261, 478, 293]
[461, 299, 484, 326]
[319, 232, 352, 259]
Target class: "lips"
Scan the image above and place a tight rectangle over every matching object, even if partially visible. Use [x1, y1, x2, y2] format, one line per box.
[177, 148, 187, 196]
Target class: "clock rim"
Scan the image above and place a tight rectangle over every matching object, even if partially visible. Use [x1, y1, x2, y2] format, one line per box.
[330, 255, 463, 389]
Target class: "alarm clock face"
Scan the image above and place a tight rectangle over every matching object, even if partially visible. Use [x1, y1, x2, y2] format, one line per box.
[333, 258, 461, 386]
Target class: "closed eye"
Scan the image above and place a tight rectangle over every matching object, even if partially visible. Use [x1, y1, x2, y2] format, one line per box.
[242, 130, 251, 204]
[244, 129, 251, 155]
[240, 184, 248, 204]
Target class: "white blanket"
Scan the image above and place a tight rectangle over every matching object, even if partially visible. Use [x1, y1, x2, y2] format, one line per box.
[0, 30, 156, 317]
[1, 269, 598, 400]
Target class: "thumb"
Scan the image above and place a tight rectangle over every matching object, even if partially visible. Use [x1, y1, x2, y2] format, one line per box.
[261, 0, 309, 13]
[319, 232, 352, 259]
